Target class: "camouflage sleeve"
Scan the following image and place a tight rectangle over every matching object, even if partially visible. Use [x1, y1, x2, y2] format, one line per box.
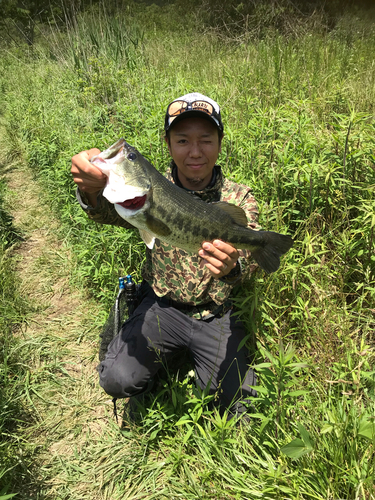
[76, 188, 135, 229]
[236, 187, 260, 281]
[221, 182, 260, 284]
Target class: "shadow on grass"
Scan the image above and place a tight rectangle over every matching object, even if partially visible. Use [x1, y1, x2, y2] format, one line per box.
[0, 378, 51, 499]
[119, 348, 195, 427]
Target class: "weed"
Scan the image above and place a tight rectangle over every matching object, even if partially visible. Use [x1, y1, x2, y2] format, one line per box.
[0, 3, 375, 498]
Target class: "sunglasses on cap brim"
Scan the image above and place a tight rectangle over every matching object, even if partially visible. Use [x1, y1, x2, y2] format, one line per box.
[166, 100, 221, 126]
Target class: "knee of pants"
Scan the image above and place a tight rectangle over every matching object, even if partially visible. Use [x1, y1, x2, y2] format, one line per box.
[98, 359, 151, 399]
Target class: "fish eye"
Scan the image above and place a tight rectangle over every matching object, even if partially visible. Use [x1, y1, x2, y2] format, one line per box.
[127, 152, 137, 161]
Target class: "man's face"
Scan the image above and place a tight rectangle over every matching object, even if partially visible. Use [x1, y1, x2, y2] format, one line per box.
[166, 117, 221, 190]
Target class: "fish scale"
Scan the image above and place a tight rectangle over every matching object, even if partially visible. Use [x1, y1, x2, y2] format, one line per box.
[91, 138, 293, 273]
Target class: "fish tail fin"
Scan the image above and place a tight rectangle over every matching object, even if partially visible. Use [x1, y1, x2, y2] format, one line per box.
[251, 231, 293, 273]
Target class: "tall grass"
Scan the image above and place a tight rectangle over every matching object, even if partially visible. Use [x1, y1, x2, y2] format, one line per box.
[0, 2, 374, 498]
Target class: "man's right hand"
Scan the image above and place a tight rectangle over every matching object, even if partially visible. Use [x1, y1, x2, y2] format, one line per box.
[71, 148, 107, 207]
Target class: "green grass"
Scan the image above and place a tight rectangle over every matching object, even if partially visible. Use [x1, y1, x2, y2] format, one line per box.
[0, 2, 374, 498]
[0, 173, 33, 497]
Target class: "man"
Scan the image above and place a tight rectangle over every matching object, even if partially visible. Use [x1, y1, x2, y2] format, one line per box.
[71, 93, 258, 416]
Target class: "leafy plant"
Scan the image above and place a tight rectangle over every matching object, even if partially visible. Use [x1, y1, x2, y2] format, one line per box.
[249, 341, 309, 437]
[1, 3, 375, 498]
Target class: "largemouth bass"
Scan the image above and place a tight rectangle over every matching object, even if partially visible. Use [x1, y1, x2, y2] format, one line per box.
[91, 139, 293, 273]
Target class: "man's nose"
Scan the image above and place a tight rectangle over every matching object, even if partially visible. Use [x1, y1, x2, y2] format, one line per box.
[189, 142, 202, 157]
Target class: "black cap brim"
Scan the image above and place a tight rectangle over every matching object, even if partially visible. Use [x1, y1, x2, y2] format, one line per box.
[165, 110, 223, 134]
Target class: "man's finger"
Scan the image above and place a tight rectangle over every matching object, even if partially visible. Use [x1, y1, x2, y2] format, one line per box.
[199, 239, 240, 279]
[86, 148, 101, 159]
[212, 240, 239, 260]
[200, 241, 239, 264]
[199, 251, 228, 269]
[71, 148, 107, 192]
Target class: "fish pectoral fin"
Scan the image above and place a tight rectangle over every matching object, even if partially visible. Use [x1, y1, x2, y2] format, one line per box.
[146, 214, 171, 237]
[214, 202, 248, 227]
[139, 229, 155, 249]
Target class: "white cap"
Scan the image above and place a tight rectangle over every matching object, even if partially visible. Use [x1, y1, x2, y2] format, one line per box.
[164, 92, 223, 134]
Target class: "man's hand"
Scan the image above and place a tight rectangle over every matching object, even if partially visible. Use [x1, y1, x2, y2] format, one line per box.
[199, 240, 239, 279]
[71, 148, 106, 207]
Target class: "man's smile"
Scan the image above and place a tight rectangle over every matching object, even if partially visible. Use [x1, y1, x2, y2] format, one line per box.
[187, 163, 206, 169]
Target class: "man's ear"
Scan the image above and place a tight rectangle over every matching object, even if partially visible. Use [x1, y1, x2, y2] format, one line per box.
[219, 133, 224, 153]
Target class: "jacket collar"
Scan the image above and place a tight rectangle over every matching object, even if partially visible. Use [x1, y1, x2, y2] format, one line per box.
[166, 161, 223, 202]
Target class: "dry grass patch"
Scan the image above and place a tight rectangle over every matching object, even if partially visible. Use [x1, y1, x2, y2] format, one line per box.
[1, 144, 117, 498]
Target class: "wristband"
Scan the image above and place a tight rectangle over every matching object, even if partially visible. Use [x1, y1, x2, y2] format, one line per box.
[219, 260, 242, 284]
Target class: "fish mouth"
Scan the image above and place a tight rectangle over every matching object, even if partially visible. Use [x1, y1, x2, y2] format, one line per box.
[117, 194, 147, 210]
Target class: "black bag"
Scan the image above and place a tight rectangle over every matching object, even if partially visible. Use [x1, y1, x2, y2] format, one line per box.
[98, 276, 140, 362]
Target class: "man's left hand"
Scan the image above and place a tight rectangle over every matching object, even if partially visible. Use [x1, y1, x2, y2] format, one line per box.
[199, 240, 239, 278]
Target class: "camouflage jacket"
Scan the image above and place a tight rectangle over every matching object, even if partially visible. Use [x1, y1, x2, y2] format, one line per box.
[77, 163, 260, 318]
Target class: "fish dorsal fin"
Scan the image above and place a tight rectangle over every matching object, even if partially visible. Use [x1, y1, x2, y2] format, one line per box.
[139, 229, 155, 249]
[146, 214, 172, 237]
[214, 202, 248, 227]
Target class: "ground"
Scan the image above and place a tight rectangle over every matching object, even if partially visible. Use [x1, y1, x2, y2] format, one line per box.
[1, 135, 127, 498]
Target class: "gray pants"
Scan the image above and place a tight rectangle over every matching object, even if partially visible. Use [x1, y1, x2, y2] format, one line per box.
[98, 293, 257, 414]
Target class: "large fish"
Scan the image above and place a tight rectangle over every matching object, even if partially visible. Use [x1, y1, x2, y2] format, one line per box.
[91, 139, 293, 273]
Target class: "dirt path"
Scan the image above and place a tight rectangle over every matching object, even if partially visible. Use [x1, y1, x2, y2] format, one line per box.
[2, 138, 115, 498]
[6, 164, 81, 324]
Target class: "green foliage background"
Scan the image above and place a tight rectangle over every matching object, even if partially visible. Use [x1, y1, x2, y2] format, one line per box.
[0, 1, 374, 498]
